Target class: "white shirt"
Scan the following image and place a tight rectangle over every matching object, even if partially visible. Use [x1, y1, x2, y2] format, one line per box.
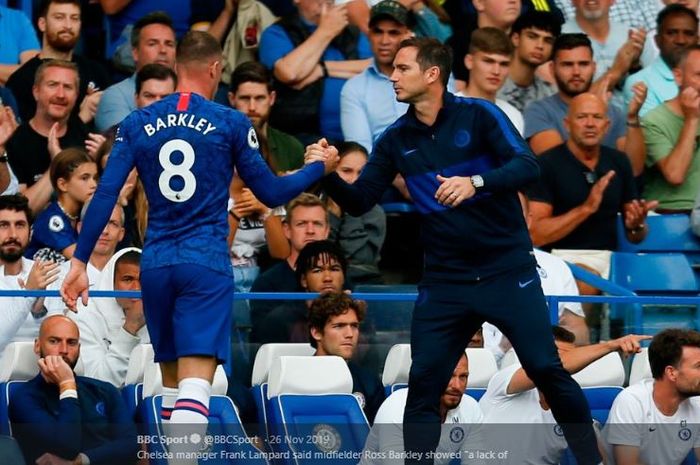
[479, 364, 567, 464]
[359, 389, 484, 465]
[483, 249, 584, 362]
[605, 379, 700, 465]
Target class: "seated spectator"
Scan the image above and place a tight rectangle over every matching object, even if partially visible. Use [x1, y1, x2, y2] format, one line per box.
[497, 10, 561, 113]
[249, 192, 329, 341]
[605, 328, 700, 465]
[308, 292, 384, 422]
[326, 142, 386, 284]
[0, 194, 60, 353]
[0, 5, 40, 84]
[395, 0, 452, 42]
[254, 239, 348, 344]
[259, 0, 372, 143]
[6, 60, 92, 214]
[25, 148, 98, 262]
[554, 0, 659, 33]
[524, 33, 647, 176]
[642, 44, 700, 213]
[623, 5, 698, 118]
[135, 63, 177, 108]
[95, 12, 176, 132]
[70, 248, 147, 387]
[479, 326, 647, 464]
[458, 27, 524, 135]
[358, 352, 483, 464]
[9, 315, 138, 465]
[340, 0, 413, 152]
[6, 0, 109, 125]
[527, 93, 656, 337]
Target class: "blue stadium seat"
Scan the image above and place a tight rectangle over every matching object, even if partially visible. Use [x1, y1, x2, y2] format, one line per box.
[139, 395, 267, 465]
[0, 1, 32, 21]
[120, 344, 154, 420]
[380, 202, 417, 215]
[265, 356, 369, 465]
[616, 214, 700, 254]
[609, 252, 700, 334]
[0, 342, 39, 436]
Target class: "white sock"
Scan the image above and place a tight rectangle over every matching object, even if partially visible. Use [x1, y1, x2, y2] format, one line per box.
[167, 378, 212, 465]
[160, 386, 178, 426]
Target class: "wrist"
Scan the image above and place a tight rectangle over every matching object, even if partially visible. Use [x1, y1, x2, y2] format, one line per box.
[320, 61, 329, 78]
[626, 223, 646, 233]
[228, 210, 241, 222]
[59, 379, 77, 392]
[626, 117, 641, 127]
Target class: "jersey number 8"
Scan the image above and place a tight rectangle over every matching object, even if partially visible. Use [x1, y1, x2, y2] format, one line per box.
[158, 139, 196, 203]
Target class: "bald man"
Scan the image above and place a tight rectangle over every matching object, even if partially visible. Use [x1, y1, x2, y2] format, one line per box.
[9, 315, 138, 465]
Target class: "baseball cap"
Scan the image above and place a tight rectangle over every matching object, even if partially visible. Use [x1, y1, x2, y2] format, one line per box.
[369, 0, 414, 28]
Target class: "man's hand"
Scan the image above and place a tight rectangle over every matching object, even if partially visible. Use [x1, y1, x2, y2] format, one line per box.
[84, 133, 106, 159]
[318, 3, 348, 39]
[19, 260, 60, 290]
[35, 452, 80, 465]
[583, 170, 615, 213]
[234, 188, 269, 217]
[623, 199, 658, 230]
[627, 82, 648, 119]
[48, 122, 62, 159]
[304, 138, 339, 174]
[60, 258, 89, 312]
[680, 86, 700, 120]
[38, 355, 75, 385]
[78, 89, 103, 124]
[605, 334, 651, 358]
[435, 174, 475, 207]
[0, 106, 18, 148]
[610, 28, 646, 78]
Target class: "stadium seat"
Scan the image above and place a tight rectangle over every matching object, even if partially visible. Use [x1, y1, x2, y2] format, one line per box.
[250, 343, 315, 443]
[0, 0, 32, 20]
[571, 353, 625, 425]
[0, 342, 37, 436]
[380, 345, 497, 400]
[142, 363, 229, 398]
[121, 344, 154, 420]
[628, 347, 652, 386]
[616, 214, 700, 254]
[265, 356, 369, 465]
[139, 394, 267, 465]
[609, 252, 699, 334]
[380, 202, 417, 215]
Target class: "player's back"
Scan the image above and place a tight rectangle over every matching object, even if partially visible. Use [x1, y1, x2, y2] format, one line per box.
[119, 92, 244, 275]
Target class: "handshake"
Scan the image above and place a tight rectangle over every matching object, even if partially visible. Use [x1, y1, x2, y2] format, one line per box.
[303, 138, 340, 175]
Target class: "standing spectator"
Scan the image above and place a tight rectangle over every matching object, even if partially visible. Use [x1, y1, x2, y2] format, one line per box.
[6, 60, 91, 214]
[498, 10, 561, 112]
[95, 12, 176, 132]
[623, 5, 698, 118]
[0, 5, 40, 85]
[259, 0, 372, 143]
[643, 45, 700, 213]
[6, 0, 109, 124]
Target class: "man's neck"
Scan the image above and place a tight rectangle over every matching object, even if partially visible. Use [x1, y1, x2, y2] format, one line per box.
[413, 88, 445, 126]
[557, 91, 575, 106]
[566, 139, 600, 167]
[653, 380, 684, 416]
[39, 45, 73, 61]
[510, 56, 536, 86]
[463, 84, 496, 102]
[176, 80, 213, 101]
[286, 252, 299, 270]
[574, 15, 610, 43]
[88, 254, 109, 272]
[667, 96, 684, 117]
[2, 259, 23, 276]
[376, 59, 393, 77]
[29, 114, 68, 137]
[477, 16, 503, 31]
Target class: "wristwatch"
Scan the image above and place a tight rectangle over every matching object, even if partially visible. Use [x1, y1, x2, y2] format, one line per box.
[470, 175, 484, 189]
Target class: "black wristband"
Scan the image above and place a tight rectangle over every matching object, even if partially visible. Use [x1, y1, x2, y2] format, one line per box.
[229, 210, 241, 222]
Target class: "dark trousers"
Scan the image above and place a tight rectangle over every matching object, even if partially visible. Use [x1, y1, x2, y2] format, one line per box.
[402, 264, 601, 465]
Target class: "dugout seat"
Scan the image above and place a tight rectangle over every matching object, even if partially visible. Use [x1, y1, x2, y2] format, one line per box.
[265, 356, 369, 465]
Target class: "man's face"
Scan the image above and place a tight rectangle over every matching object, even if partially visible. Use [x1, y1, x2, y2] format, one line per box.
[133, 23, 176, 69]
[90, 206, 124, 258]
[565, 95, 609, 150]
[35, 317, 80, 369]
[441, 355, 468, 411]
[228, 81, 275, 129]
[284, 206, 329, 254]
[0, 209, 29, 264]
[312, 309, 360, 360]
[677, 49, 700, 93]
[673, 346, 700, 397]
[33, 66, 79, 120]
[572, 0, 613, 20]
[465, 50, 511, 94]
[40, 2, 81, 53]
[553, 46, 595, 97]
[136, 77, 176, 109]
[513, 27, 555, 66]
[114, 259, 141, 311]
[391, 46, 432, 103]
[301, 254, 344, 293]
[657, 14, 699, 67]
[369, 19, 411, 68]
[474, 0, 521, 29]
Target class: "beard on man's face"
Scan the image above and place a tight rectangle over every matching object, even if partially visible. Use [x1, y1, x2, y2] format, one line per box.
[0, 240, 25, 263]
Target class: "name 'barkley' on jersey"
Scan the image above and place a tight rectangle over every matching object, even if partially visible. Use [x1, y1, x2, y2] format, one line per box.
[142, 112, 217, 137]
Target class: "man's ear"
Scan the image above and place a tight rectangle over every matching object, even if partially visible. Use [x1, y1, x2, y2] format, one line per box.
[269, 90, 277, 107]
[38, 16, 46, 34]
[310, 327, 323, 344]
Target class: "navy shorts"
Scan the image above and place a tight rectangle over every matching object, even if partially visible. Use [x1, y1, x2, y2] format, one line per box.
[140, 264, 233, 363]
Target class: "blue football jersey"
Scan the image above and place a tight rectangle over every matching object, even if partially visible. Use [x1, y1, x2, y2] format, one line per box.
[75, 92, 324, 275]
